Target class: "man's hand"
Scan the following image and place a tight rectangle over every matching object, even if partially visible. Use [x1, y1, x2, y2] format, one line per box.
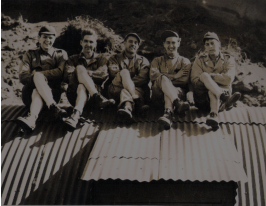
[88, 70, 93, 76]
[174, 69, 189, 79]
[186, 91, 195, 106]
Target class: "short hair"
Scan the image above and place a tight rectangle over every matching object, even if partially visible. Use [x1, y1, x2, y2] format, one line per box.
[81, 29, 98, 40]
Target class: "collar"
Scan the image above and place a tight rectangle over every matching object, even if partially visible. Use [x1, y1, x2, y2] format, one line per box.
[79, 52, 99, 59]
[39, 47, 55, 57]
[164, 53, 180, 61]
[123, 51, 138, 60]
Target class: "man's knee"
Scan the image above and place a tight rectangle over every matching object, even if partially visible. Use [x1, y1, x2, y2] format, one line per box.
[33, 72, 46, 84]
[76, 65, 87, 74]
[120, 69, 130, 79]
[199, 72, 212, 82]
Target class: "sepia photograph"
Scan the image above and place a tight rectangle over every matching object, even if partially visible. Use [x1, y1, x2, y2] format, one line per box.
[1, 0, 266, 205]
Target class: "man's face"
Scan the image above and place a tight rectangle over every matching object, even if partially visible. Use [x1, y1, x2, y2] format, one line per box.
[38, 34, 56, 51]
[204, 39, 220, 56]
[124, 36, 139, 54]
[163, 37, 180, 55]
[80, 35, 97, 55]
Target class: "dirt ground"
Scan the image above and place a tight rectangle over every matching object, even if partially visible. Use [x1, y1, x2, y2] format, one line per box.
[2, 0, 266, 106]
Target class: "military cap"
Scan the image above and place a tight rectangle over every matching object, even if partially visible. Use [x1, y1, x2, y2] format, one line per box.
[203, 32, 220, 42]
[38, 25, 57, 36]
[124, 33, 141, 44]
[161, 30, 179, 41]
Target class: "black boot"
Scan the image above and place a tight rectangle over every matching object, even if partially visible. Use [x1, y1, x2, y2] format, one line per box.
[50, 103, 68, 120]
[118, 102, 133, 121]
[63, 109, 81, 129]
[16, 112, 37, 132]
[133, 97, 149, 117]
[158, 108, 172, 130]
[93, 93, 115, 109]
[173, 99, 189, 117]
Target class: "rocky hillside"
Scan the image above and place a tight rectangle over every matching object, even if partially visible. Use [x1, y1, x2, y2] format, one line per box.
[2, 0, 266, 107]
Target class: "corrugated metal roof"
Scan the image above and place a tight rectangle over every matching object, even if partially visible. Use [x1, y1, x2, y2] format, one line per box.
[82, 122, 248, 183]
[228, 124, 266, 206]
[89, 122, 161, 159]
[2, 104, 266, 205]
[1, 106, 100, 205]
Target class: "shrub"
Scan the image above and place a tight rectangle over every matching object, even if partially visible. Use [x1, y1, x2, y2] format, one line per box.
[54, 15, 124, 57]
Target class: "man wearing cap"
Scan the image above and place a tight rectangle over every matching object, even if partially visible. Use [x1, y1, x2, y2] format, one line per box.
[16, 25, 68, 132]
[150, 30, 194, 130]
[108, 33, 150, 120]
[62, 29, 115, 129]
[191, 32, 241, 129]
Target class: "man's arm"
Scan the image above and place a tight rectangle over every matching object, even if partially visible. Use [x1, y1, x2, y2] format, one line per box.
[210, 55, 236, 86]
[132, 57, 150, 87]
[150, 58, 163, 82]
[172, 58, 191, 85]
[191, 57, 206, 88]
[19, 51, 34, 85]
[90, 55, 109, 81]
[39, 50, 68, 80]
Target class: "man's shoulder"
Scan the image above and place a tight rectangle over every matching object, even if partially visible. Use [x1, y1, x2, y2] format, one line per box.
[108, 52, 123, 62]
[136, 54, 149, 64]
[179, 55, 191, 64]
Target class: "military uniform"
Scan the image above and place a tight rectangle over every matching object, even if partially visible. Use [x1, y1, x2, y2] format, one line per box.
[191, 52, 236, 110]
[20, 47, 68, 107]
[63, 52, 108, 106]
[108, 51, 150, 107]
[150, 54, 192, 105]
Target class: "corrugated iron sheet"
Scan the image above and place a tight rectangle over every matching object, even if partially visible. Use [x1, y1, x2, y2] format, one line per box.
[1, 105, 100, 205]
[82, 122, 248, 183]
[228, 124, 266, 206]
[89, 122, 161, 159]
[2, 104, 266, 205]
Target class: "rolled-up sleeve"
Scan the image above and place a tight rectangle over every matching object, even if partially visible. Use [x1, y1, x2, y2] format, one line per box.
[132, 57, 150, 87]
[191, 57, 205, 88]
[211, 56, 236, 86]
[150, 58, 163, 82]
[19, 51, 33, 85]
[40, 50, 68, 80]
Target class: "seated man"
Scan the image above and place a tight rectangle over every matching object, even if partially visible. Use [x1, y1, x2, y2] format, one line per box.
[16, 25, 68, 132]
[191, 32, 241, 129]
[108, 33, 150, 120]
[150, 30, 194, 130]
[62, 29, 115, 129]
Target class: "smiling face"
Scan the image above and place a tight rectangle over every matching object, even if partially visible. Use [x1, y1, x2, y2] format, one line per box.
[124, 36, 139, 55]
[80, 35, 97, 56]
[163, 37, 180, 56]
[204, 39, 220, 56]
[38, 34, 56, 51]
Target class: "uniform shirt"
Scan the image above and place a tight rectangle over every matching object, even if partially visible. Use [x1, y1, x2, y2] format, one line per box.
[150, 54, 191, 88]
[64, 52, 108, 86]
[191, 52, 235, 90]
[19, 47, 68, 85]
[108, 51, 150, 87]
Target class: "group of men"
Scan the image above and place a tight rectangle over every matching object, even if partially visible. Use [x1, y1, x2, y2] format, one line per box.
[16, 25, 241, 132]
